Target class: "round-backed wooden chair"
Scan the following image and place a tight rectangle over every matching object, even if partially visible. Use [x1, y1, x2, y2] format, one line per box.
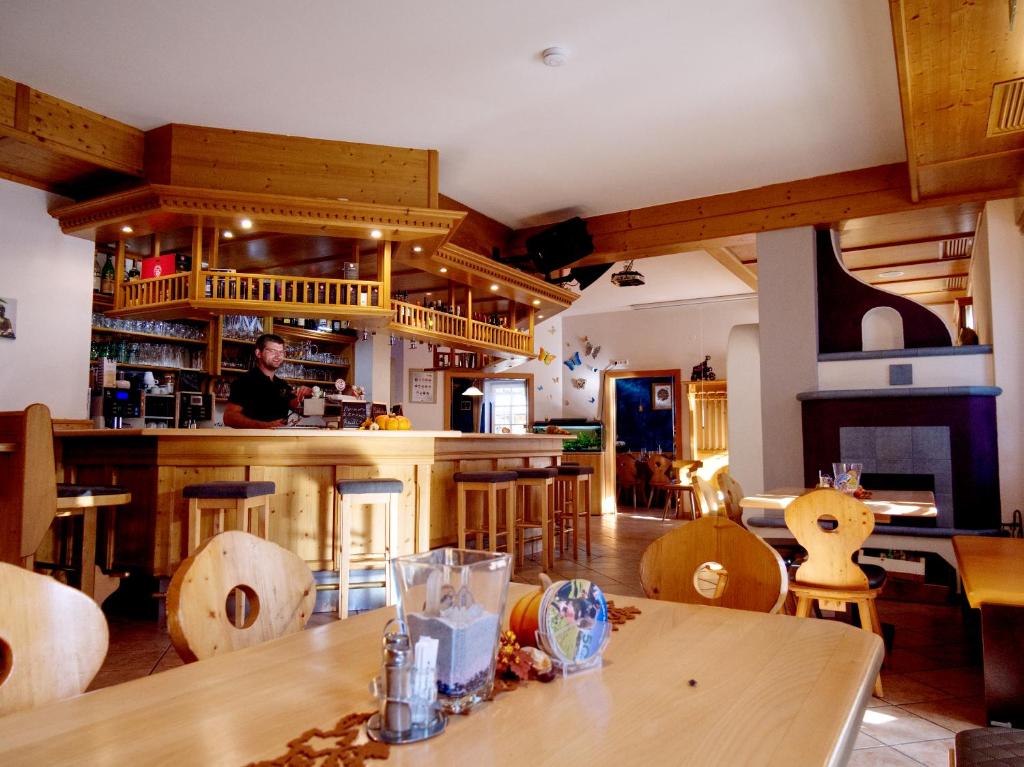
[639, 515, 788, 613]
[167, 531, 315, 662]
[0, 562, 108, 716]
[784, 488, 887, 696]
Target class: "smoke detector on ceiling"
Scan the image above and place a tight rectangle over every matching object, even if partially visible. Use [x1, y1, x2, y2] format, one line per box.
[542, 47, 569, 67]
[610, 260, 646, 287]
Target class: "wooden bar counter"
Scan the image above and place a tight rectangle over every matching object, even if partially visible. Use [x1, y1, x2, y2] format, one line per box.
[54, 428, 566, 578]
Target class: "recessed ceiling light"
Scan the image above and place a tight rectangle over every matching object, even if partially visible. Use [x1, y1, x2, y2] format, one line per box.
[425, 292, 432, 296]
[412, 245, 423, 253]
[878, 270, 905, 278]
[120, 225, 133, 234]
[490, 284, 499, 291]
[532, 299, 541, 305]
[538, 315, 544, 320]
[439, 267, 448, 273]
[223, 230, 234, 239]
[239, 218, 253, 230]
[370, 229, 382, 239]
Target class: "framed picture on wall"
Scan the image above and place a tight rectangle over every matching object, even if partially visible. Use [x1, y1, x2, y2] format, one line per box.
[0, 297, 16, 340]
[408, 369, 436, 404]
[651, 382, 672, 410]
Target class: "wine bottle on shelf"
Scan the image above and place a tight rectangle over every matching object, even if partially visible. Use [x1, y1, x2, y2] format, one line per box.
[93, 254, 102, 292]
[100, 254, 115, 295]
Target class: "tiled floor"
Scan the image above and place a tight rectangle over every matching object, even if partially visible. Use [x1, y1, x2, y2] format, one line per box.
[90, 508, 986, 766]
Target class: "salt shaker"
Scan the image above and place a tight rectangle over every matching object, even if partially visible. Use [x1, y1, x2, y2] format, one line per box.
[382, 626, 413, 735]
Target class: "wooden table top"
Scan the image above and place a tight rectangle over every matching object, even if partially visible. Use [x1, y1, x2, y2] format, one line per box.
[740, 487, 937, 523]
[953, 536, 1024, 609]
[0, 584, 882, 767]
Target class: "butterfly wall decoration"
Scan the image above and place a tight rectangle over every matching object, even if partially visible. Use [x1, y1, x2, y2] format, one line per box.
[572, 377, 586, 389]
[537, 347, 556, 365]
[551, 376, 559, 384]
[564, 351, 582, 371]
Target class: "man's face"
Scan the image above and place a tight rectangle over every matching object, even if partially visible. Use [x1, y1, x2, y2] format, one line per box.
[256, 341, 286, 371]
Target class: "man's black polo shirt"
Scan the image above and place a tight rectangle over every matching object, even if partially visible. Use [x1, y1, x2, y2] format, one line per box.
[228, 367, 295, 423]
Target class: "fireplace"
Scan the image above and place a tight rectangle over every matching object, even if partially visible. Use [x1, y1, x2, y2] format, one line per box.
[800, 392, 1000, 531]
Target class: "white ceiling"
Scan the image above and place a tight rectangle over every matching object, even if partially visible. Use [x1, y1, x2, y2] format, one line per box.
[559, 252, 754, 318]
[0, 0, 906, 231]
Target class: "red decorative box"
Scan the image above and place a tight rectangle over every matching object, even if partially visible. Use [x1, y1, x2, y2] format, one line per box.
[141, 254, 176, 278]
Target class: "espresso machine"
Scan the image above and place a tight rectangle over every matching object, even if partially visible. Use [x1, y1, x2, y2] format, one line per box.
[101, 386, 142, 428]
[178, 392, 213, 428]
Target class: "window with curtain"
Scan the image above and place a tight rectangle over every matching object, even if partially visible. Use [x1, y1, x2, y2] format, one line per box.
[483, 378, 528, 434]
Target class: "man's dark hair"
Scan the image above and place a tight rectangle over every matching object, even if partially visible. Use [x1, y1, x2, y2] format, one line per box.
[255, 333, 285, 351]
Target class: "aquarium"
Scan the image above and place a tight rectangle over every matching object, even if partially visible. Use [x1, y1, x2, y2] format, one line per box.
[532, 419, 604, 453]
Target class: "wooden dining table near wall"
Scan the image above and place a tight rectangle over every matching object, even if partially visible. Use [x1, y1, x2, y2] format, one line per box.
[0, 584, 882, 766]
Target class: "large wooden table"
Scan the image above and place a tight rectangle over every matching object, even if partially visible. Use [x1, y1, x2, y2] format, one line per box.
[740, 487, 938, 523]
[0, 584, 882, 766]
[953, 536, 1024, 727]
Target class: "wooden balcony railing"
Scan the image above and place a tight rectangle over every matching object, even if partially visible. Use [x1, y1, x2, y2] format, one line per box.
[392, 300, 468, 337]
[120, 273, 191, 308]
[117, 271, 386, 313]
[390, 300, 533, 356]
[468, 318, 532, 354]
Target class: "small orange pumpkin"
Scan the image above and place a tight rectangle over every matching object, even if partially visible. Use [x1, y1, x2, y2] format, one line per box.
[508, 589, 544, 648]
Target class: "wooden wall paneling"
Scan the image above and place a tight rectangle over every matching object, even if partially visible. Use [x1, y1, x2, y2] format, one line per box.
[429, 459, 457, 548]
[562, 452, 603, 516]
[415, 462, 432, 553]
[144, 124, 434, 207]
[254, 465, 334, 570]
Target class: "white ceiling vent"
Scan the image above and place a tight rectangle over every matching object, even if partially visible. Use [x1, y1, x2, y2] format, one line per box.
[987, 78, 1024, 135]
[941, 237, 973, 259]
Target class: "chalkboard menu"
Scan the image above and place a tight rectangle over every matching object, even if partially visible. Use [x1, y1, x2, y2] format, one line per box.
[370, 402, 388, 420]
[341, 401, 369, 429]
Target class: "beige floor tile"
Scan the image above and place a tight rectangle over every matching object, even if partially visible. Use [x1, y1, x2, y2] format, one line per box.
[860, 705, 955, 746]
[893, 738, 955, 767]
[900, 696, 988, 733]
[854, 731, 885, 749]
[846, 745, 926, 766]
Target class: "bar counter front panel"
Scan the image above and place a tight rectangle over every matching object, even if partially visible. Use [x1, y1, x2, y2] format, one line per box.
[55, 429, 566, 577]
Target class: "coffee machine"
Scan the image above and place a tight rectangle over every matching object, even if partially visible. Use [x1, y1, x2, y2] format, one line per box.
[102, 387, 142, 428]
[178, 392, 213, 428]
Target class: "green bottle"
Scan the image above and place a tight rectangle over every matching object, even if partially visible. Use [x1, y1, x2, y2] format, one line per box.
[100, 254, 115, 295]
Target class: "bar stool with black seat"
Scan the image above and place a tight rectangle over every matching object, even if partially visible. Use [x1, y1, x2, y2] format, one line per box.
[554, 464, 593, 560]
[334, 478, 403, 619]
[454, 471, 518, 576]
[183, 481, 276, 554]
[513, 467, 557, 572]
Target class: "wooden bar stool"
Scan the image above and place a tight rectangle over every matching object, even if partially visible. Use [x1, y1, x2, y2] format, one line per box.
[54, 484, 131, 603]
[554, 464, 593, 560]
[454, 471, 518, 576]
[513, 467, 557, 572]
[334, 478, 403, 619]
[183, 481, 276, 554]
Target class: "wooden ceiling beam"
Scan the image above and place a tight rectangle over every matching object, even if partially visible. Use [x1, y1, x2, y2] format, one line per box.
[508, 163, 1013, 267]
[704, 246, 758, 290]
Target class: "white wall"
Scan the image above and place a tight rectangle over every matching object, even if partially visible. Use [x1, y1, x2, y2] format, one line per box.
[726, 324, 764, 494]
[818, 353, 994, 390]
[0, 179, 94, 417]
[756, 226, 819, 488]
[399, 341, 444, 431]
[559, 297, 759, 422]
[978, 198, 1024, 522]
[510, 318, 563, 423]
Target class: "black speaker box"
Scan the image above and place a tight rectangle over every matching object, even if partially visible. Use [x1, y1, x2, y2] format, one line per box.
[526, 217, 594, 274]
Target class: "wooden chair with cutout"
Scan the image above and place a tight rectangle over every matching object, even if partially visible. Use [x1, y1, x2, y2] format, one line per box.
[0, 561, 109, 717]
[715, 470, 747, 527]
[639, 515, 788, 613]
[645, 454, 674, 508]
[785, 488, 887, 696]
[691, 474, 720, 517]
[615, 454, 644, 508]
[167, 530, 315, 662]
